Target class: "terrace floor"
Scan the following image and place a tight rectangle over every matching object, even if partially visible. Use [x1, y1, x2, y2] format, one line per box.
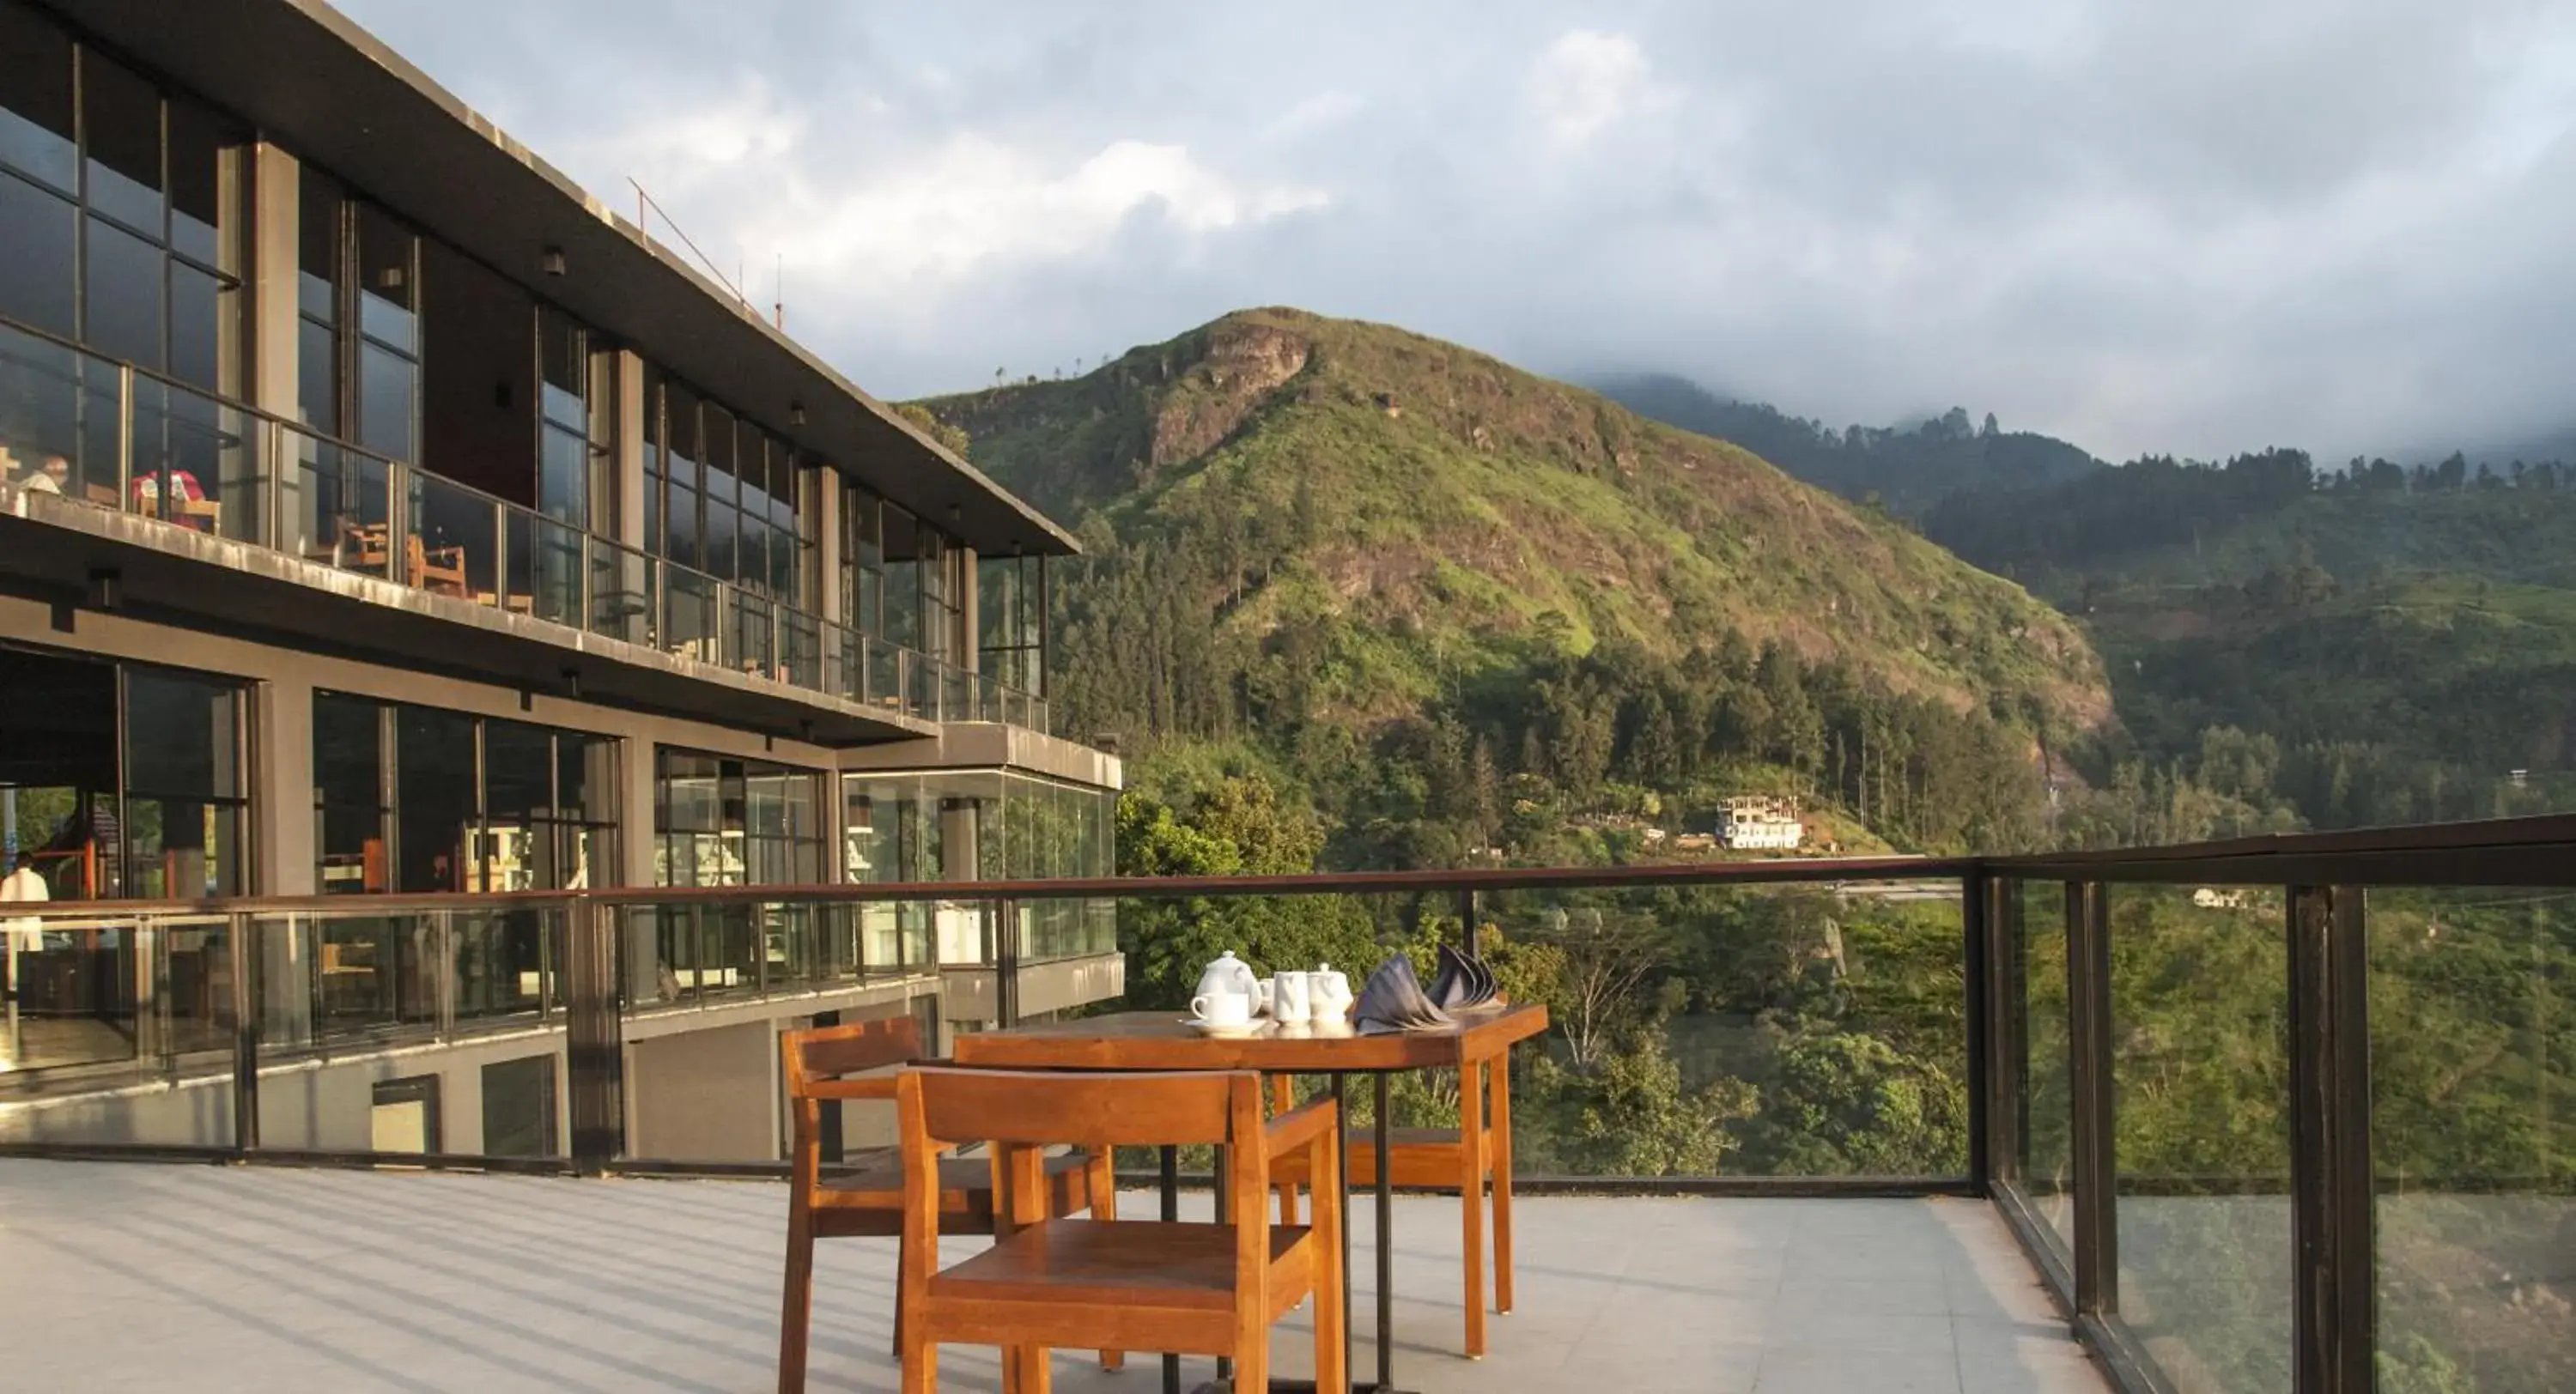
[0, 1159, 2107, 1393]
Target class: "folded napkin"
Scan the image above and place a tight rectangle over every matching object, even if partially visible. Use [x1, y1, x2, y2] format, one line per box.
[1429, 943, 1499, 1011]
[1353, 954, 1452, 1035]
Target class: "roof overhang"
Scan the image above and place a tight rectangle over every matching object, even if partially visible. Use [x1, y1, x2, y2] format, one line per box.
[43, 0, 1078, 557]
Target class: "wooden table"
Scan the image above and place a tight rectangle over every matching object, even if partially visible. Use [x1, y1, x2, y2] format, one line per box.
[953, 1002, 1549, 1394]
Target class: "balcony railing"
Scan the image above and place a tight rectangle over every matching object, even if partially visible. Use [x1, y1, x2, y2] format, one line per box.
[0, 317, 1048, 731]
[2, 817, 2569, 1394]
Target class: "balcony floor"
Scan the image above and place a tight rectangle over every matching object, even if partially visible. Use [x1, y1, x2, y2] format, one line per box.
[0, 1159, 2105, 1393]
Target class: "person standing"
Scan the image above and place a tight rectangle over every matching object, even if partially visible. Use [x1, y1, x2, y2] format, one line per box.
[0, 858, 47, 1070]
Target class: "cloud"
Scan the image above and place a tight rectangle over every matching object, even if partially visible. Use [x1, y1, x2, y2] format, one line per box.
[333, 0, 2576, 461]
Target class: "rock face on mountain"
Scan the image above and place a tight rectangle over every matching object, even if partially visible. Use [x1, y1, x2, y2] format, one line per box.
[920, 307, 2111, 736]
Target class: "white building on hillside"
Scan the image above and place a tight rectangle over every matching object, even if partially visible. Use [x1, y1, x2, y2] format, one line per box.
[1718, 797, 1805, 851]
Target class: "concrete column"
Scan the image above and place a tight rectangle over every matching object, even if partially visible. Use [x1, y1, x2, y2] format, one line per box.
[248, 143, 299, 421]
[618, 734, 661, 1006]
[255, 676, 315, 896]
[956, 545, 979, 672]
[813, 469, 842, 626]
[611, 350, 646, 550]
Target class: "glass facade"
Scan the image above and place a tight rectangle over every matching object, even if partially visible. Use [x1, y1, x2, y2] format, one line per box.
[313, 694, 617, 894]
[977, 553, 1046, 697]
[0, 8, 247, 518]
[639, 370, 812, 609]
[842, 770, 1115, 965]
[0, 645, 245, 902]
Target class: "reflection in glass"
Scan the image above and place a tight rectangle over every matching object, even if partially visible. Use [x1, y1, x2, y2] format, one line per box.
[0, 2, 77, 192]
[82, 215, 162, 367]
[80, 52, 161, 235]
[2013, 879, 2075, 1253]
[2371, 887, 2575, 1394]
[0, 176, 76, 336]
[2109, 884, 2291, 1393]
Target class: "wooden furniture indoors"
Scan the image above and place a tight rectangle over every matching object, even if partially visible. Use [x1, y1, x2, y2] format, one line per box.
[775, 1018, 1121, 1394]
[894, 1066, 1345, 1394]
[1269, 1050, 1516, 1358]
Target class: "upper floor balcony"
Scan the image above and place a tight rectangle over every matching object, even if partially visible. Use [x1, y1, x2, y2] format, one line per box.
[0, 317, 1048, 743]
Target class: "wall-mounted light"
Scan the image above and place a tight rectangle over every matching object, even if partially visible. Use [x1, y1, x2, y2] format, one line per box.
[790, 402, 807, 427]
[374, 265, 405, 291]
[561, 667, 582, 700]
[86, 568, 122, 611]
[541, 246, 567, 277]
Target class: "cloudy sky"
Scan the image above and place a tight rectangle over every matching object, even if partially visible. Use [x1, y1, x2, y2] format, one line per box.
[336, 0, 2576, 461]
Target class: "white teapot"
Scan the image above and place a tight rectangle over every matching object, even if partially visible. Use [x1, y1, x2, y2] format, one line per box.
[1194, 951, 1260, 1003]
[1309, 962, 1355, 1020]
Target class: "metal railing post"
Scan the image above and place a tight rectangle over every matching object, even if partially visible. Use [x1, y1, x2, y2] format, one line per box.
[2288, 885, 2375, 1393]
[2065, 880, 2118, 1315]
[563, 897, 624, 1175]
[1457, 887, 1479, 957]
[1963, 869, 1992, 1192]
[229, 911, 259, 1153]
[116, 362, 134, 506]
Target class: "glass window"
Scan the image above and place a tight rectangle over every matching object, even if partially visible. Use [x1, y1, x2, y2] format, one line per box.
[80, 52, 161, 235]
[483, 719, 553, 821]
[314, 693, 381, 810]
[481, 1056, 557, 1157]
[167, 260, 233, 392]
[664, 384, 700, 569]
[355, 203, 416, 353]
[541, 425, 588, 528]
[82, 215, 162, 367]
[297, 318, 337, 433]
[298, 175, 339, 323]
[882, 505, 921, 650]
[701, 403, 736, 507]
[0, 1, 76, 192]
[124, 670, 236, 797]
[165, 98, 234, 268]
[393, 706, 475, 893]
[0, 173, 76, 336]
[357, 339, 416, 462]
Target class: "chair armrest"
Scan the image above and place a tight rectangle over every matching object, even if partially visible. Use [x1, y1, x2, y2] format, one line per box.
[1263, 1096, 1339, 1162]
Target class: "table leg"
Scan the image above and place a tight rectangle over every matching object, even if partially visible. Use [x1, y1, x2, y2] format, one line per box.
[1375, 1070, 1394, 1393]
[1161, 1144, 1182, 1394]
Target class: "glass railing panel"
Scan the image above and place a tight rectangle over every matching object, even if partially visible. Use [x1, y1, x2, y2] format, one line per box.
[779, 607, 823, 693]
[406, 471, 500, 604]
[586, 536, 656, 647]
[2370, 887, 2575, 1393]
[662, 564, 722, 666]
[0, 324, 102, 504]
[303, 912, 442, 1046]
[505, 510, 585, 627]
[450, 908, 554, 1031]
[2008, 878, 2076, 1254]
[280, 426, 392, 579]
[942, 664, 971, 723]
[2109, 883, 2292, 1394]
[732, 589, 778, 682]
[1467, 880, 1969, 1179]
[867, 638, 903, 717]
[128, 377, 264, 544]
[909, 652, 939, 721]
[0, 912, 239, 1148]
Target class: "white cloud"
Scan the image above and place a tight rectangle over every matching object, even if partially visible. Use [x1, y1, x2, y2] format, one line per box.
[757, 136, 1329, 287]
[1267, 90, 1365, 142]
[1527, 30, 1666, 150]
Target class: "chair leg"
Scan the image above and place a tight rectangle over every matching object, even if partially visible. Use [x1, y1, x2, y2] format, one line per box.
[1460, 1058, 1488, 1360]
[1087, 1153, 1124, 1372]
[1313, 1146, 1347, 1394]
[1235, 1330, 1268, 1394]
[779, 1211, 815, 1394]
[901, 1339, 936, 1394]
[1279, 1179, 1301, 1226]
[890, 1230, 908, 1361]
[1018, 1346, 1051, 1394]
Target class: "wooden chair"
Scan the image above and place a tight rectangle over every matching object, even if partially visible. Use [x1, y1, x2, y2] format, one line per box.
[777, 1019, 1122, 1394]
[896, 1066, 1346, 1394]
[1269, 1052, 1516, 1358]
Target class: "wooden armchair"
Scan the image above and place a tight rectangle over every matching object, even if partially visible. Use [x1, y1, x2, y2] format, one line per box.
[896, 1066, 1344, 1394]
[1271, 1052, 1515, 1358]
[777, 1019, 1120, 1394]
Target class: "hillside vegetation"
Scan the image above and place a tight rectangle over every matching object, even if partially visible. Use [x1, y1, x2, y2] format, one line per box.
[920, 309, 2110, 864]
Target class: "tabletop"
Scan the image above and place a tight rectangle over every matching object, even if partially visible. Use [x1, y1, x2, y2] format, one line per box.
[950, 1002, 1548, 1073]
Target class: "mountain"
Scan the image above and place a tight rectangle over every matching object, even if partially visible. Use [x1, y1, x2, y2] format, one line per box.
[1919, 451, 2576, 826]
[914, 308, 2111, 862]
[1594, 373, 2099, 514]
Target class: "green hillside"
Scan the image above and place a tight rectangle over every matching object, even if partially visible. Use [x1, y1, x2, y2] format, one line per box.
[926, 308, 2108, 740]
[1912, 452, 2576, 829]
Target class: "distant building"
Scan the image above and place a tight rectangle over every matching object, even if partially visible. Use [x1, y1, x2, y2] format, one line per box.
[1718, 797, 1803, 851]
[2192, 888, 2247, 910]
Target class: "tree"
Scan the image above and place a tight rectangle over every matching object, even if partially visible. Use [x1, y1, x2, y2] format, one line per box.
[1532, 903, 1668, 1071]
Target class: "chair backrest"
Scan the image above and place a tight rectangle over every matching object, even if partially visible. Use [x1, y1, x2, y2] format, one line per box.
[781, 1015, 924, 1099]
[902, 1067, 1256, 1152]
